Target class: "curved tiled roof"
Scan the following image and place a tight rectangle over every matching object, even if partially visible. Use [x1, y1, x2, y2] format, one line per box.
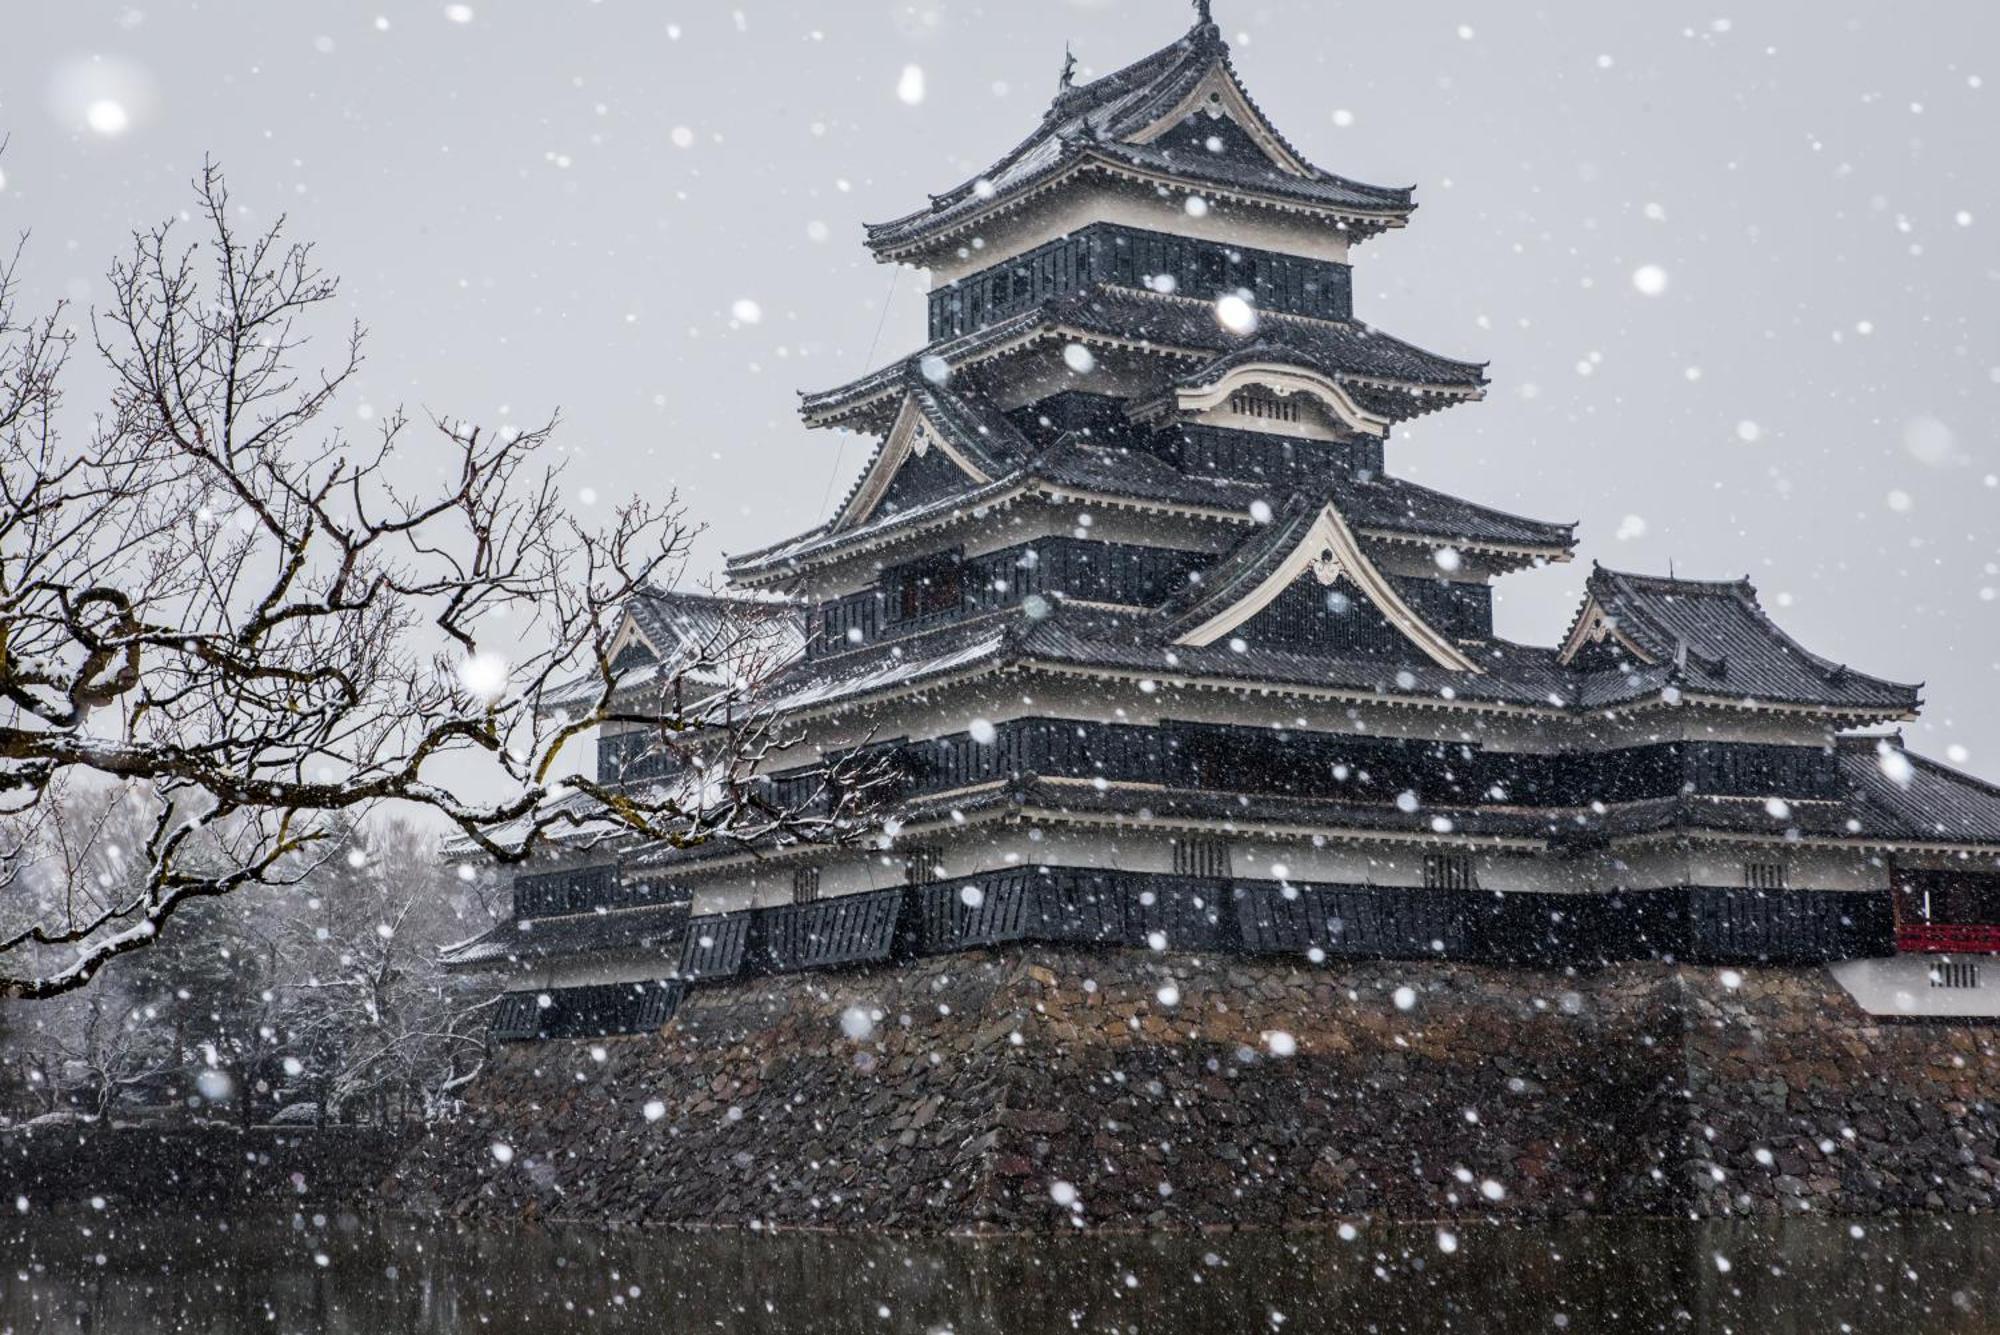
[726, 437, 1569, 584]
[801, 288, 1486, 430]
[1336, 472, 1575, 553]
[911, 378, 1037, 476]
[1838, 738, 2000, 846]
[863, 20, 1413, 257]
[745, 563, 1924, 728]
[541, 586, 806, 710]
[1567, 566, 1919, 716]
[625, 587, 806, 670]
[751, 598, 1577, 720]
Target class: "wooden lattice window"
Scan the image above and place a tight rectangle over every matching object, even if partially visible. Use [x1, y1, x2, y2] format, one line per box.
[1228, 392, 1301, 424]
[1930, 960, 1981, 990]
[1744, 862, 1788, 891]
[904, 847, 943, 887]
[1173, 837, 1232, 879]
[891, 553, 963, 623]
[792, 866, 822, 904]
[1423, 853, 1478, 891]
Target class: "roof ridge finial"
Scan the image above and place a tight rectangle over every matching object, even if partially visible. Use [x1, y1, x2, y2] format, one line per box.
[1059, 42, 1077, 91]
[1195, 0, 1215, 26]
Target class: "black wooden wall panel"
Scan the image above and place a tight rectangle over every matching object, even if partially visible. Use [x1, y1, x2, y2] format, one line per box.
[491, 981, 685, 1042]
[678, 913, 752, 981]
[745, 888, 904, 974]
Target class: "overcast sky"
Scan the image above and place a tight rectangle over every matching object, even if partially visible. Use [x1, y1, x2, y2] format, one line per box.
[4, 0, 1996, 771]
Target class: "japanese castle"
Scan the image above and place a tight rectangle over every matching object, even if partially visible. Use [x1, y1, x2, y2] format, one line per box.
[446, 5, 2000, 1033]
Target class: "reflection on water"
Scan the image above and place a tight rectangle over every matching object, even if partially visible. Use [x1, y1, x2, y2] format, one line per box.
[2, 1212, 1997, 1333]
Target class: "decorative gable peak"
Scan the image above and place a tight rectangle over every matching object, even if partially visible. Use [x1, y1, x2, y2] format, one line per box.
[1167, 495, 1481, 673]
[1120, 55, 1313, 180]
[831, 380, 1038, 532]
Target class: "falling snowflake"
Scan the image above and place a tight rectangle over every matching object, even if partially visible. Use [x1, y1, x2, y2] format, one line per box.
[86, 100, 131, 136]
[1876, 743, 1915, 789]
[1631, 264, 1670, 296]
[457, 652, 508, 701]
[1215, 293, 1258, 335]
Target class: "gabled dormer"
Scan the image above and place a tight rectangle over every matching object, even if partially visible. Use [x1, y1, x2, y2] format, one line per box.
[831, 378, 1034, 531]
[1161, 493, 1481, 672]
[1135, 343, 1393, 441]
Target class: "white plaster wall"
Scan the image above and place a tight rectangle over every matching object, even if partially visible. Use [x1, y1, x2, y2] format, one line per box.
[674, 821, 1593, 917]
[675, 826, 1896, 914]
[1609, 843, 1890, 892]
[1831, 956, 2000, 1019]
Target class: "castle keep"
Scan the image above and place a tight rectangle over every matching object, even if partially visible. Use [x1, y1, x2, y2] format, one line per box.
[445, 8, 2000, 1035]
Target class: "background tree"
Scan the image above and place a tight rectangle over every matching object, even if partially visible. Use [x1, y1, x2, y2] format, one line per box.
[0, 163, 861, 1000]
[273, 820, 496, 1124]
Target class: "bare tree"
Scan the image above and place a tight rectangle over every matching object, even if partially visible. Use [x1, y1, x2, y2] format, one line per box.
[0, 163, 852, 1000]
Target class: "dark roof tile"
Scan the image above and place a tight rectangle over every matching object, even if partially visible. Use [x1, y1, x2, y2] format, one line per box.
[1838, 739, 2000, 845]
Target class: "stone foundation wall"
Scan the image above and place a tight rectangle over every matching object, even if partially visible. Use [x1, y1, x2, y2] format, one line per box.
[1683, 970, 2000, 1215]
[408, 951, 2000, 1230]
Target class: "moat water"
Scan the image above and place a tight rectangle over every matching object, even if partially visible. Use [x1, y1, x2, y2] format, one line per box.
[4, 1214, 1999, 1333]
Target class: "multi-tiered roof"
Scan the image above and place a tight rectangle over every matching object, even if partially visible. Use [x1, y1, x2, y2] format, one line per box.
[724, 8, 1917, 728]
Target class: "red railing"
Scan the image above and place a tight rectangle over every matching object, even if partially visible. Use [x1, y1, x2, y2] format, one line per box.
[1896, 923, 2000, 955]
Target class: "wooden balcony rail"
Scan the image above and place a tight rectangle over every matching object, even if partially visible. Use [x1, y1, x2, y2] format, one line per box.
[1896, 923, 2000, 956]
